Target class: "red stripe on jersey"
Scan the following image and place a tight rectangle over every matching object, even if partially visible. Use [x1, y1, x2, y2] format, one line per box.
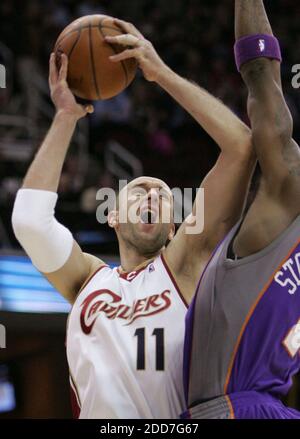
[77, 264, 109, 295]
[70, 381, 81, 419]
[161, 253, 188, 308]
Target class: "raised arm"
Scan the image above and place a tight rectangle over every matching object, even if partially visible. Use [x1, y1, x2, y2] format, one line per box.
[233, 1, 300, 256]
[156, 69, 255, 244]
[106, 19, 255, 288]
[12, 54, 103, 303]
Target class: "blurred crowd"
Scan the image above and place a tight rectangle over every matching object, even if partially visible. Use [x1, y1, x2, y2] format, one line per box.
[0, 0, 300, 251]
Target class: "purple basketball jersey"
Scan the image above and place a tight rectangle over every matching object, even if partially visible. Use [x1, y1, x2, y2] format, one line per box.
[183, 215, 300, 419]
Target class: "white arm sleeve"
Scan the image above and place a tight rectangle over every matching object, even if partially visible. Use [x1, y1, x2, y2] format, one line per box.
[12, 189, 74, 273]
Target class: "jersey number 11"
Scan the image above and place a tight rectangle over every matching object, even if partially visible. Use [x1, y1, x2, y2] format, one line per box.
[134, 328, 165, 371]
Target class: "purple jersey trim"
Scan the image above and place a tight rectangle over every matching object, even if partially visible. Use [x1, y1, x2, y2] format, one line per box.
[225, 239, 300, 395]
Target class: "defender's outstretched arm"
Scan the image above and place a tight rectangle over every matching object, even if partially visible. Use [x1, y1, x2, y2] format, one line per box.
[235, 1, 300, 215]
[232, 1, 300, 256]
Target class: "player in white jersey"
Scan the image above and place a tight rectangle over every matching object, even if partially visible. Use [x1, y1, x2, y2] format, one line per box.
[12, 19, 255, 418]
[68, 254, 187, 418]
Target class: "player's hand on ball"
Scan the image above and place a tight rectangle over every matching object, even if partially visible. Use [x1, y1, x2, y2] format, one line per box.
[49, 53, 94, 120]
[105, 19, 167, 82]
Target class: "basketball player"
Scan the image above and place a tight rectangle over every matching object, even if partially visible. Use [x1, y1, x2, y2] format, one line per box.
[182, 1, 300, 419]
[12, 19, 255, 418]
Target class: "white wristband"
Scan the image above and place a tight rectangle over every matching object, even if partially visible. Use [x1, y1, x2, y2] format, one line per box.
[12, 189, 74, 273]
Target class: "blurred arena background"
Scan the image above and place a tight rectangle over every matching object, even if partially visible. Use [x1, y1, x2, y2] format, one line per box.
[0, 0, 299, 418]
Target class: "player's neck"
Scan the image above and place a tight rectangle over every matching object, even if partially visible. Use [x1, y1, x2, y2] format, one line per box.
[119, 246, 161, 273]
[118, 257, 156, 274]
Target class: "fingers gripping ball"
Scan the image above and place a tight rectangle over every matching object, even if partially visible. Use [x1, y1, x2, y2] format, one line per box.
[54, 15, 138, 100]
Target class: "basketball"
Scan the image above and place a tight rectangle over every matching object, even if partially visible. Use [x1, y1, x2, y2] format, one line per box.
[54, 15, 138, 100]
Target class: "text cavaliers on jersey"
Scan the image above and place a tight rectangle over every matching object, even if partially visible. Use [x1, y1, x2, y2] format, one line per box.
[80, 288, 172, 333]
[66, 254, 187, 419]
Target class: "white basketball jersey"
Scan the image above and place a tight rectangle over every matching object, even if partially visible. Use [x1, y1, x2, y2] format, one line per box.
[66, 253, 187, 419]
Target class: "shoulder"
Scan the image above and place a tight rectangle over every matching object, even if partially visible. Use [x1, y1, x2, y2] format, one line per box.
[163, 226, 210, 277]
[77, 253, 109, 292]
[83, 252, 107, 271]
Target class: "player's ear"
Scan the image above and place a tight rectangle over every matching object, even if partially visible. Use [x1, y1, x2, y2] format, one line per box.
[167, 224, 175, 241]
[108, 210, 119, 229]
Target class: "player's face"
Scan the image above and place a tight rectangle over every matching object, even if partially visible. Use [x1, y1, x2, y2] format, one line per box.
[116, 177, 175, 255]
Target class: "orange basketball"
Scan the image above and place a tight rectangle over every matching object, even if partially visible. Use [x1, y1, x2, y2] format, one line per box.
[54, 15, 138, 100]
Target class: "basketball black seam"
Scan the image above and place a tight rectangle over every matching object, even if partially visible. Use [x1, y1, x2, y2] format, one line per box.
[89, 21, 101, 100]
[98, 21, 129, 88]
[55, 24, 124, 48]
[67, 28, 82, 61]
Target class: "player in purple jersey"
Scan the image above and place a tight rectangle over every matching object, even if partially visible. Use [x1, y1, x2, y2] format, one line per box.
[182, 1, 300, 419]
